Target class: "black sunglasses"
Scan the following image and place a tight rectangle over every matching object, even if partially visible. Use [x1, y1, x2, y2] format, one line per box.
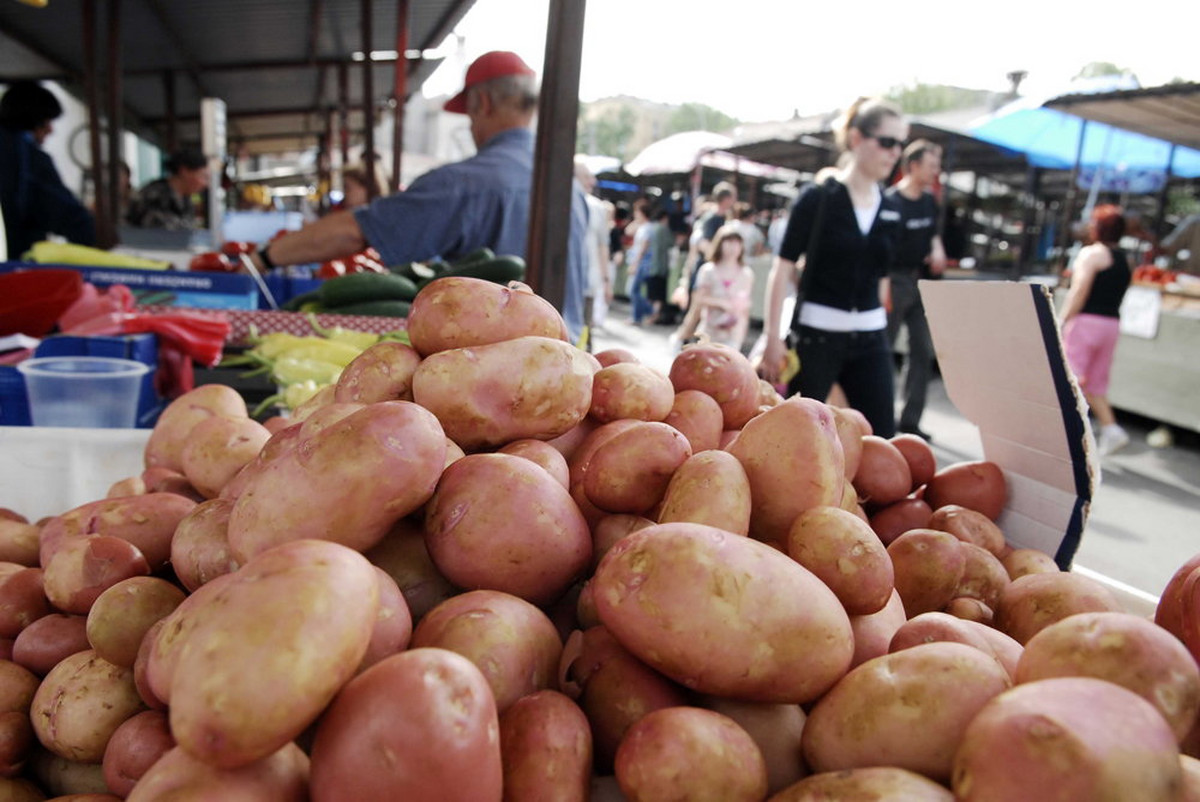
[870, 135, 907, 150]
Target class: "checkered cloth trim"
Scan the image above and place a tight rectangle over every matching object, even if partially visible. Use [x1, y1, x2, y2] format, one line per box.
[137, 305, 406, 347]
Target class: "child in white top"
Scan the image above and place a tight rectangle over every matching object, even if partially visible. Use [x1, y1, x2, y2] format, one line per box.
[692, 225, 755, 351]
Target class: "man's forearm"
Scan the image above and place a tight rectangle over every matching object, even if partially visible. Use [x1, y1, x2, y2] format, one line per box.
[262, 210, 367, 267]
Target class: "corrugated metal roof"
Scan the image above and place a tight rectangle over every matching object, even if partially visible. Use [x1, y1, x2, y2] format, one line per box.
[0, 0, 476, 154]
[1045, 83, 1200, 152]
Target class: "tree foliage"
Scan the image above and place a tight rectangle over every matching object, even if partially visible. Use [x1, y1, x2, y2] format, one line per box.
[1073, 62, 1127, 80]
[577, 104, 638, 159]
[885, 83, 992, 115]
[665, 103, 739, 137]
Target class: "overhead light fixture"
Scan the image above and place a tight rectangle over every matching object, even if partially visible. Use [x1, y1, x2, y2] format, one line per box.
[350, 48, 440, 62]
[17, 0, 50, 6]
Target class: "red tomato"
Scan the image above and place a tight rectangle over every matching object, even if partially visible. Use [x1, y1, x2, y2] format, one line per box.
[188, 252, 235, 273]
[221, 240, 255, 257]
[317, 259, 348, 279]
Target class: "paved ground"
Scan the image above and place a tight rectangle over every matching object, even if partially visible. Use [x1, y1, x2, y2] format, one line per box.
[592, 301, 1200, 600]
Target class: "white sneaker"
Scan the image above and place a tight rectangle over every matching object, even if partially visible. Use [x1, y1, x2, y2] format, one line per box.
[1098, 426, 1130, 456]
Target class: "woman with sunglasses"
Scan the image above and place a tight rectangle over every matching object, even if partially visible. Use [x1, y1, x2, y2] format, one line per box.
[759, 97, 908, 437]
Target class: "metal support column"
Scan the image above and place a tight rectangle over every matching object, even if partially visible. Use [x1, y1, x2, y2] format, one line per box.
[391, 0, 409, 193]
[361, 0, 376, 200]
[82, 0, 110, 248]
[526, 0, 586, 308]
[105, 0, 123, 241]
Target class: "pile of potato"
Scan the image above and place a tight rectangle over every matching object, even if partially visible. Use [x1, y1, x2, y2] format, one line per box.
[1, 274, 1198, 800]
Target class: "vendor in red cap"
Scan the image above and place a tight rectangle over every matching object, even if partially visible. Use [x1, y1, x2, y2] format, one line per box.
[251, 50, 589, 341]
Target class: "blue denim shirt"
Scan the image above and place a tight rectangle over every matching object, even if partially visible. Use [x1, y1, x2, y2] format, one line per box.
[354, 127, 587, 341]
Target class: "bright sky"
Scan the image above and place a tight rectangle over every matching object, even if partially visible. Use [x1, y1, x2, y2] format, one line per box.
[421, 0, 1197, 127]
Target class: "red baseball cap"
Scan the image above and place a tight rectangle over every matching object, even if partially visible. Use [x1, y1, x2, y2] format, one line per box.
[443, 50, 536, 114]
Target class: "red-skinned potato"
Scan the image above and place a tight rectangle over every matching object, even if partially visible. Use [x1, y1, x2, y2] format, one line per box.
[309, 648, 502, 802]
[1017, 611, 1200, 741]
[829, 406, 865, 481]
[140, 466, 204, 502]
[770, 767, 955, 801]
[42, 537, 151, 616]
[954, 542, 1011, 612]
[726, 397, 845, 547]
[656, 450, 751, 535]
[227, 401, 447, 561]
[614, 706, 768, 802]
[364, 517, 457, 624]
[28, 748, 109, 796]
[995, 571, 1122, 645]
[663, 389, 725, 455]
[85, 576, 186, 668]
[413, 336, 595, 451]
[1158, 553, 1200, 644]
[544, 416, 598, 462]
[701, 695, 807, 795]
[889, 611, 1022, 681]
[179, 414, 271, 499]
[0, 520, 40, 567]
[499, 690, 592, 802]
[498, 438, 570, 489]
[39, 493, 196, 572]
[163, 541, 379, 769]
[944, 596, 996, 625]
[584, 421, 693, 515]
[868, 497, 933, 545]
[924, 460, 1007, 521]
[567, 419, 641, 526]
[358, 566, 413, 673]
[126, 742, 308, 802]
[0, 568, 49, 638]
[12, 614, 89, 676]
[589, 362, 675, 423]
[1002, 547, 1060, 580]
[890, 433, 937, 490]
[411, 589, 562, 712]
[887, 529, 967, 618]
[101, 709, 174, 797]
[848, 589, 908, 669]
[143, 384, 247, 473]
[594, 347, 639, 367]
[787, 506, 893, 615]
[132, 619, 166, 712]
[0, 661, 39, 716]
[106, 475, 146, 498]
[425, 453, 591, 606]
[169, 497, 239, 593]
[852, 436, 912, 507]
[591, 514, 655, 570]
[334, 339, 422, 403]
[803, 642, 1011, 783]
[952, 678, 1181, 802]
[928, 504, 1007, 557]
[593, 523, 853, 703]
[0, 709, 34, 778]
[669, 342, 762, 430]
[406, 276, 568, 357]
[30, 650, 146, 763]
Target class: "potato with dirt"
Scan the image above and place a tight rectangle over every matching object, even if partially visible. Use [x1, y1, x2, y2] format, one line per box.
[583, 421, 693, 516]
[614, 706, 768, 802]
[411, 589, 562, 712]
[178, 414, 272, 499]
[657, 449, 752, 535]
[499, 690, 592, 802]
[669, 342, 762, 430]
[995, 571, 1122, 645]
[725, 397, 845, 547]
[413, 336, 596, 451]
[334, 339, 422, 403]
[126, 742, 308, 802]
[593, 522, 853, 704]
[84, 577, 186, 668]
[143, 384, 248, 473]
[406, 276, 568, 357]
[803, 642, 1011, 782]
[227, 400, 446, 561]
[787, 505, 893, 615]
[155, 539, 379, 769]
[425, 453, 591, 606]
[39, 493, 197, 572]
[588, 362, 675, 423]
[30, 650, 146, 763]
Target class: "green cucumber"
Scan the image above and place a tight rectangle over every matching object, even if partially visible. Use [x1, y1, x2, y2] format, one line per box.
[427, 255, 526, 286]
[319, 272, 419, 308]
[450, 246, 495, 269]
[282, 289, 323, 312]
[328, 300, 412, 318]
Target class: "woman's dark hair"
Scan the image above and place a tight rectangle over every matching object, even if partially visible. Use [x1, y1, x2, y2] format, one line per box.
[0, 81, 63, 131]
[1090, 204, 1126, 244]
[165, 148, 207, 175]
[835, 96, 903, 152]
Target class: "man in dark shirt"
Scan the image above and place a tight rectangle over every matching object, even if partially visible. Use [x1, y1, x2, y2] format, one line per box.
[126, 148, 210, 230]
[0, 81, 95, 258]
[885, 139, 946, 441]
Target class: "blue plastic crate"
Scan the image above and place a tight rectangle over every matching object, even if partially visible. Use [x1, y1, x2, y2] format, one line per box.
[0, 334, 164, 428]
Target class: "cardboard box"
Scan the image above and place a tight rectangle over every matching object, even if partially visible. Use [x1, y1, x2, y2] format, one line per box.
[920, 280, 1096, 570]
[0, 262, 258, 310]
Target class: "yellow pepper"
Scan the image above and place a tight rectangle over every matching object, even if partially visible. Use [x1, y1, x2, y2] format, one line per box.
[271, 356, 343, 387]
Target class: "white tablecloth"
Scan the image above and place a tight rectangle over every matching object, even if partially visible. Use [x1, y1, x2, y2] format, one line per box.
[0, 426, 151, 521]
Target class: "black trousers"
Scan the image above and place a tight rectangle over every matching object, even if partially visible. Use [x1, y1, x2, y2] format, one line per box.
[787, 325, 896, 438]
[886, 275, 935, 431]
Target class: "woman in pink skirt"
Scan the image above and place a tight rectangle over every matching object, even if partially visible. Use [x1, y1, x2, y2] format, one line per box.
[1060, 204, 1133, 456]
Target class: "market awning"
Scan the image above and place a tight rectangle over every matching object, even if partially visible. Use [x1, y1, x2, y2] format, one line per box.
[0, 0, 476, 155]
[1043, 82, 1200, 151]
